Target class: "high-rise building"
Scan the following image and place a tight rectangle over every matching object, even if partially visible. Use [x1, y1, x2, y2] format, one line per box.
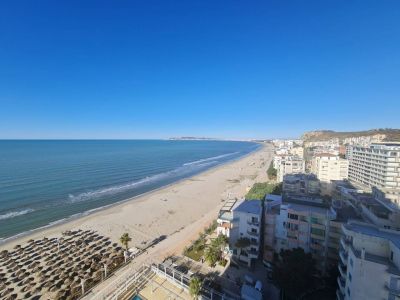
[311, 154, 349, 195]
[337, 221, 400, 300]
[348, 143, 400, 207]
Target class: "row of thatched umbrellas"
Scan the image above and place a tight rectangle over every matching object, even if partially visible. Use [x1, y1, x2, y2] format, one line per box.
[0, 230, 126, 300]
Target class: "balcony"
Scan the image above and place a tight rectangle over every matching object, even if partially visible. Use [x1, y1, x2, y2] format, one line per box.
[247, 219, 260, 227]
[340, 238, 350, 250]
[310, 233, 325, 241]
[311, 223, 325, 230]
[329, 231, 341, 239]
[310, 243, 323, 251]
[247, 230, 259, 237]
[338, 262, 347, 278]
[250, 239, 259, 246]
[339, 249, 348, 265]
[385, 282, 400, 296]
[337, 277, 346, 293]
[248, 249, 259, 257]
[336, 289, 344, 300]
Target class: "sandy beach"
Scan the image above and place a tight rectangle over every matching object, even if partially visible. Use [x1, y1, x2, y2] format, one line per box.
[0, 143, 273, 256]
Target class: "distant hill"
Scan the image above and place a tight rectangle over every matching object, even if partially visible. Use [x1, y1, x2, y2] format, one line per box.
[301, 129, 400, 142]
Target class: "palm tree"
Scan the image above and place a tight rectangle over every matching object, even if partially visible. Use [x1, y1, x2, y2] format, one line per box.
[189, 276, 202, 299]
[119, 233, 132, 250]
[204, 245, 219, 266]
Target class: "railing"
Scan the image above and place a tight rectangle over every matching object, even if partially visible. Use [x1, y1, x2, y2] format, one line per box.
[247, 220, 260, 226]
[336, 289, 345, 300]
[385, 282, 400, 296]
[337, 277, 346, 292]
[339, 249, 348, 265]
[90, 263, 153, 300]
[338, 262, 347, 278]
[246, 230, 259, 237]
[152, 262, 241, 300]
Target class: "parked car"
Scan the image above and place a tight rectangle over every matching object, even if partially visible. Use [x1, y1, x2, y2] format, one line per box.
[255, 280, 262, 292]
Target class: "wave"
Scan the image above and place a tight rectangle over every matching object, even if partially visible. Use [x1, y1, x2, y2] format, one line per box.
[183, 152, 239, 166]
[68, 160, 219, 203]
[0, 208, 35, 221]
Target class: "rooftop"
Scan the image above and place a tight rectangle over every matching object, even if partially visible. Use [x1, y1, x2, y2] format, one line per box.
[284, 201, 333, 216]
[314, 153, 338, 157]
[234, 200, 261, 215]
[334, 205, 362, 222]
[345, 221, 400, 249]
[265, 194, 282, 202]
[283, 173, 319, 181]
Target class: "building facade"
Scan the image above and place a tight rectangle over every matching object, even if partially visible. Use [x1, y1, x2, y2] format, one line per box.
[348, 143, 400, 200]
[230, 200, 262, 267]
[263, 195, 346, 273]
[311, 154, 349, 195]
[337, 221, 400, 300]
[277, 156, 305, 182]
[282, 173, 321, 198]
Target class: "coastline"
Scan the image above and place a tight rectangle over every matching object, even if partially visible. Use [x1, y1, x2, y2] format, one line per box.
[0, 142, 272, 251]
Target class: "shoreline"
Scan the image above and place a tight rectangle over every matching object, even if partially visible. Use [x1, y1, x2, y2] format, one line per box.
[0, 142, 272, 251]
[0, 143, 261, 246]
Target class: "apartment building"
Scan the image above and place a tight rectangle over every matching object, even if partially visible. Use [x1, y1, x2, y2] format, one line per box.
[338, 187, 400, 231]
[345, 145, 353, 160]
[282, 173, 321, 198]
[216, 199, 238, 237]
[348, 143, 400, 207]
[337, 221, 400, 300]
[311, 154, 349, 195]
[290, 146, 304, 158]
[277, 156, 305, 182]
[273, 154, 287, 169]
[230, 200, 262, 267]
[263, 195, 358, 273]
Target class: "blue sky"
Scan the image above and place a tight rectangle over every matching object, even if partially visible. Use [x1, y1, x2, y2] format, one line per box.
[0, 1, 399, 139]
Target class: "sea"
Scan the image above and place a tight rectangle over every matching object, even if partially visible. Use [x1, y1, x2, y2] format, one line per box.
[0, 140, 259, 242]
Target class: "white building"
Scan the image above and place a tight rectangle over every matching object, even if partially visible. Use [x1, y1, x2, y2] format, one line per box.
[216, 199, 239, 238]
[277, 156, 305, 182]
[311, 154, 349, 195]
[348, 143, 400, 207]
[290, 146, 304, 158]
[230, 200, 262, 267]
[337, 221, 400, 300]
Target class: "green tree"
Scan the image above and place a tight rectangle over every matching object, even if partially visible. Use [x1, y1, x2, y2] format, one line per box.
[204, 244, 219, 266]
[267, 162, 277, 180]
[213, 234, 228, 250]
[119, 233, 132, 250]
[245, 182, 281, 200]
[273, 248, 317, 299]
[189, 277, 202, 299]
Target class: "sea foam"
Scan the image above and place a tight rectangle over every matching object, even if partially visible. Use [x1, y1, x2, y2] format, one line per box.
[67, 159, 219, 203]
[0, 208, 35, 221]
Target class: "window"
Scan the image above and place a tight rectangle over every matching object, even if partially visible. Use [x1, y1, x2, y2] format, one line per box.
[348, 273, 352, 282]
[350, 258, 353, 267]
[288, 213, 299, 220]
[347, 288, 351, 296]
[391, 251, 394, 261]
